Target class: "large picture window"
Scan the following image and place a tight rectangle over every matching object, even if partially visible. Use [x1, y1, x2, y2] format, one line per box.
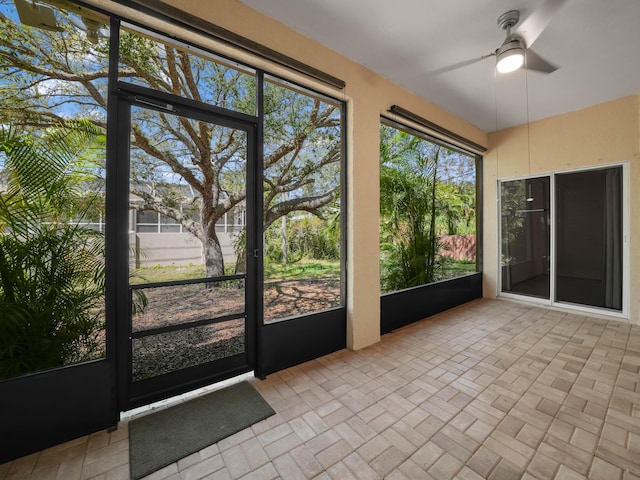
[0, 0, 109, 379]
[263, 78, 344, 323]
[119, 25, 257, 116]
[379, 121, 479, 294]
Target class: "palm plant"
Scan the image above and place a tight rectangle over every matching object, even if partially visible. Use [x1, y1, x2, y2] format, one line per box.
[0, 120, 106, 379]
[379, 127, 442, 293]
[380, 163, 439, 291]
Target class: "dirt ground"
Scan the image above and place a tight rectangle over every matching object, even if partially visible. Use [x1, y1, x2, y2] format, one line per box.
[131, 278, 341, 380]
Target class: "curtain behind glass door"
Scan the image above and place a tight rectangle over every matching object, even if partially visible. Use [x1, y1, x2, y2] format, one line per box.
[555, 167, 622, 310]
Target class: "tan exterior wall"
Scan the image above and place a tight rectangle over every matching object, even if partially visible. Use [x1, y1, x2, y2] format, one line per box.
[484, 95, 640, 324]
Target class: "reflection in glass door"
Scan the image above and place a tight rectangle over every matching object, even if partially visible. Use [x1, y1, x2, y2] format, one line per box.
[118, 96, 257, 409]
[500, 177, 551, 299]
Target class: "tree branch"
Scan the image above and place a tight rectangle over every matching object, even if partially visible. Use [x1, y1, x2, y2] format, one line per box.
[131, 124, 203, 192]
[264, 187, 339, 229]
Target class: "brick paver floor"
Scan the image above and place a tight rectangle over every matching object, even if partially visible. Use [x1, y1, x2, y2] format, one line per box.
[2, 298, 639, 479]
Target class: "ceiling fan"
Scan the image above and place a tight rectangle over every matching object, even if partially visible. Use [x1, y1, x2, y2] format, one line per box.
[431, 0, 565, 75]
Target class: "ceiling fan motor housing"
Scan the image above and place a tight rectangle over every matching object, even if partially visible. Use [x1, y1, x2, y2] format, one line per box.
[497, 35, 525, 56]
[497, 10, 521, 31]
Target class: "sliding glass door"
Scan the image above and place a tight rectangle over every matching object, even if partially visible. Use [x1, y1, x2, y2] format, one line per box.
[555, 168, 623, 310]
[500, 166, 625, 315]
[501, 177, 550, 299]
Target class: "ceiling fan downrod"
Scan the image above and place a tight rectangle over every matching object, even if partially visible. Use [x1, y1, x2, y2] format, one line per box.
[497, 10, 520, 33]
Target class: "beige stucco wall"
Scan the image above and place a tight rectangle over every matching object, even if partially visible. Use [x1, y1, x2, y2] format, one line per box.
[484, 95, 640, 324]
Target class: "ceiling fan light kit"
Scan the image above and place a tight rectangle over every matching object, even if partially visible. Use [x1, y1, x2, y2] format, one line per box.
[496, 38, 525, 73]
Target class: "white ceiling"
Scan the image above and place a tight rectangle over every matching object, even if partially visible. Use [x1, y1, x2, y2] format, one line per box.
[239, 0, 640, 133]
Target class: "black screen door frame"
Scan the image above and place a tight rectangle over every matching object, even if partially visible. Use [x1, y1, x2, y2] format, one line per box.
[112, 82, 260, 410]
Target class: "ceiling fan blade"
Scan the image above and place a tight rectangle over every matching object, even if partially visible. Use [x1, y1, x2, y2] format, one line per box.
[516, 0, 566, 47]
[524, 49, 558, 74]
[428, 53, 495, 75]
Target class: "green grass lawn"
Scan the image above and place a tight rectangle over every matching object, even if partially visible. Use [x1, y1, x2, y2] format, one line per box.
[264, 259, 340, 281]
[133, 258, 472, 285]
[132, 259, 340, 284]
[130, 263, 205, 284]
[435, 258, 477, 281]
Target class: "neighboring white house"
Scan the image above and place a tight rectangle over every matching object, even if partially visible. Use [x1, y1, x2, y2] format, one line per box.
[129, 204, 246, 267]
[82, 201, 246, 267]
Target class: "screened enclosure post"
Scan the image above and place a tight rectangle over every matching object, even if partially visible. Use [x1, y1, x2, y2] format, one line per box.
[255, 71, 265, 379]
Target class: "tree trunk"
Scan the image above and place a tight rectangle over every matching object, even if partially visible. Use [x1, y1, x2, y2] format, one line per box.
[428, 150, 439, 280]
[202, 231, 225, 278]
[281, 215, 288, 264]
[281, 192, 288, 264]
